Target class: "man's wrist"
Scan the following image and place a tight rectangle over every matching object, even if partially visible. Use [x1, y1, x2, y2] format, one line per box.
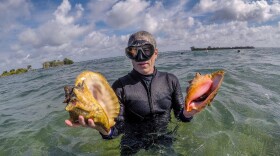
[179, 109, 193, 122]
[100, 128, 114, 139]
[100, 129, 111, 136]
[183, 110, 193, 118]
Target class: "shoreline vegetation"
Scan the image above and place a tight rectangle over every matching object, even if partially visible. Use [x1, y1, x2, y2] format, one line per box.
[1, 65, 32, 77]
[1, 58, 74, 77]
[42, 58, 74, 69]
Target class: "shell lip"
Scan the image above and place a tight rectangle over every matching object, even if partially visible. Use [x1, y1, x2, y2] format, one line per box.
[188, 85, 213, 107]
[195, 73, 224, 101]
[192, 92, 209, 103]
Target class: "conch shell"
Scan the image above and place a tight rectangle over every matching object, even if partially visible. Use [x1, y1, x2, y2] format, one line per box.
[185, 70, 225, 112]
[63, 71, 119, 132]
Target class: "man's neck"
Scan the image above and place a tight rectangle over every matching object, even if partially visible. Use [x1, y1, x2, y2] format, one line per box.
[133, 67, 155, 76]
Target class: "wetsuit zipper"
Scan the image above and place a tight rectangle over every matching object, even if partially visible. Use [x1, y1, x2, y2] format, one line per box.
[141, 77, 154, 115]
[148, 79, 154, 114]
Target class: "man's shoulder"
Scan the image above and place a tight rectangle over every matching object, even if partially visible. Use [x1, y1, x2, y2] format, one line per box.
[112, 73, 132, 89]
[118, 73, 132, 82]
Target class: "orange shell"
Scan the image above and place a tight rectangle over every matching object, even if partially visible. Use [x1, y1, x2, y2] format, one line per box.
[185, 70, 225, 112]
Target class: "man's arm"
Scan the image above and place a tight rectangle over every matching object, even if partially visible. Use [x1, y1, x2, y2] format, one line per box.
[170, 73, 207, 122]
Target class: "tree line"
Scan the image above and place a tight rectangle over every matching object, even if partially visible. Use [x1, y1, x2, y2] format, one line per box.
[42, 58, 74, 69]
[1, 65, 32, 77]
[1, 58, 74, 77]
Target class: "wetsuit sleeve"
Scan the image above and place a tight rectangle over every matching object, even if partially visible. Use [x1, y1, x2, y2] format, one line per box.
[100, 79, 125, 140]
[169, 74, 193, 122]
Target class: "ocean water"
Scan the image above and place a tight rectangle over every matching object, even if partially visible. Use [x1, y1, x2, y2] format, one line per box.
[0, 48, 279, 156]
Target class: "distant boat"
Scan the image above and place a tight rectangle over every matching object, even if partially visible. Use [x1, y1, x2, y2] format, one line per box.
[190, 46, 255, 51]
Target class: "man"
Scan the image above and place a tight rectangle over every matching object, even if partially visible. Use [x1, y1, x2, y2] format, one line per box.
[65, 31, 201, 155]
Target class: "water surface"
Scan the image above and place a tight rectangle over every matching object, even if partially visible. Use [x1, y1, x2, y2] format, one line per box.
[0, 48, 279, 155]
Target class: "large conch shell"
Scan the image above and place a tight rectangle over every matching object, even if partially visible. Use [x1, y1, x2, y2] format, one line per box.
[185, 70, 225, 112]
[63, 71, 119, 132]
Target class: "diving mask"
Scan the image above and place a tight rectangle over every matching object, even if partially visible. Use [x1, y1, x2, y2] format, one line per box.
[125, 40, 155, 62]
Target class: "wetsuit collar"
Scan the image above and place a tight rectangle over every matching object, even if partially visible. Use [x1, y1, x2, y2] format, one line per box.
[131, 68, 156, 94]
[131, 67, 157, 78]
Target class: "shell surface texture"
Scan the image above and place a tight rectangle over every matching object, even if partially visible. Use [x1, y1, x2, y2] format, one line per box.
[185, 70, 225, 112]
[63, 71, 119, 132]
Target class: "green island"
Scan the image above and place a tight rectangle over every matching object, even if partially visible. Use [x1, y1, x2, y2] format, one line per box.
[1, 65, 32, 77]
[1, 58, 74, 77]
[42, 58, 74, 69]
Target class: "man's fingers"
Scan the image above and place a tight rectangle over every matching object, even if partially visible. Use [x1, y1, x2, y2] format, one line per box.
[65, 119, 80, 127]
[88, 119, 96, 128]
[66, 117, 109, 135]
[65, 119, 73, 126]
[79, 115, 86, 126]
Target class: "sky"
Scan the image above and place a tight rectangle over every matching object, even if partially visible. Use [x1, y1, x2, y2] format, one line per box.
[1, 0, 280, 73]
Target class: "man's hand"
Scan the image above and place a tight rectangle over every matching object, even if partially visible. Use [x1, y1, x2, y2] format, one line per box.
[65, 115, 110, 135]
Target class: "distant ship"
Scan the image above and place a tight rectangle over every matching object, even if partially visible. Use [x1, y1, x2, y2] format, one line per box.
[190, 46, 255, 51]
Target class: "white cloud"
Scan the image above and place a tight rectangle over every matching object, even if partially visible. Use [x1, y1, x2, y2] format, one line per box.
[193, 0, 218, 12]
[193, 0, 280, 22]
[83, 31, 111, 47]
[75, 4, 84, 19]
[142, 14, 158, 33]
[19, 21, 89, 47]
[18, 0, 89, 48]
[106, 0, 150, 28]
[0, 0, 31, 27]
[0, 0, 32, 51]
[23, 54, 30, 60]
[159, 21, 280, 50]
[80, 31, 127, 58]
[18, 28, 39, 46]
[54, 0, 74, 25]
[87, 0, 117, 22]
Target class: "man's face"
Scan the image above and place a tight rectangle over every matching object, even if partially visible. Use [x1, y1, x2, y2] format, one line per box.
[131, 49, 158, 75]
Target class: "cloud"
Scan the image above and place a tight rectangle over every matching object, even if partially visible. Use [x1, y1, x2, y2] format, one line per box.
[193, 0, 280, 22]
[106, 0, 150, 28]
[162, 21, 280, 50]
[142, 14, 158, 33]
[0, 0, 32, 55]
[87, 0, 117, 23]
[0, 0, 31, 30]
[80, 31, 127, 58]
[18, 0, 89, 48]
[53, 0, 74, 25]
[18, 21, 89, 47]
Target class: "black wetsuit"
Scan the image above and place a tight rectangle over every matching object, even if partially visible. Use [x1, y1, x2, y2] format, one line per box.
[101, 68, 192, 155]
